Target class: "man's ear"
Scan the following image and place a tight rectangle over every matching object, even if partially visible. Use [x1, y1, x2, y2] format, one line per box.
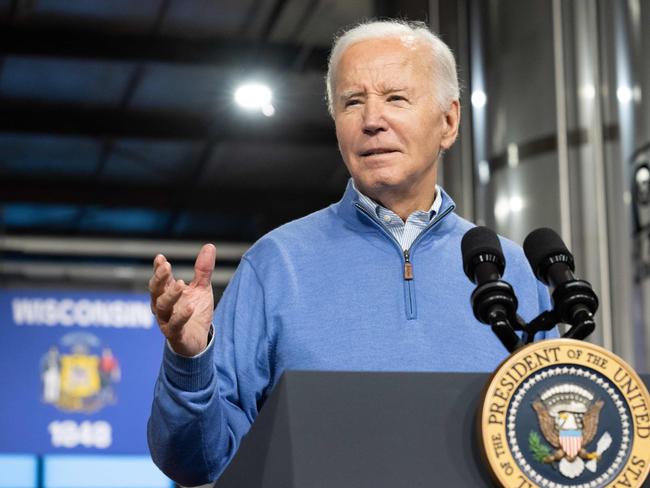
[440, 99, 460, 150]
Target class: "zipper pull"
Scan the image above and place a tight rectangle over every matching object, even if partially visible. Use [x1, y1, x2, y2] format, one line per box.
[403, 249, 413, 280]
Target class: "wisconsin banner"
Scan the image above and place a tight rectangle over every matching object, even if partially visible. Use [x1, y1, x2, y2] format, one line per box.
[0, 289, 163, 454]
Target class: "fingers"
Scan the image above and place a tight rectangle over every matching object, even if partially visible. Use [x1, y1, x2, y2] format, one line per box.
[192, 244, 216, 288]
[148, 254, 175, 300]
[167, 300, 194, 333]
[153, 279, 185, 323]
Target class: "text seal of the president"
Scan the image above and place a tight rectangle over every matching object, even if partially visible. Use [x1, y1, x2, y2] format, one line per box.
[479, 339, 650, 487]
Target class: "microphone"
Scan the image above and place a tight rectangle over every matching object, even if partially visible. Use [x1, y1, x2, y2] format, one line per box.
[461, 227, 522, 352]
[461, 226, 505, 285]
[523, 228, 598, 340]
[523, 228, 576, 288]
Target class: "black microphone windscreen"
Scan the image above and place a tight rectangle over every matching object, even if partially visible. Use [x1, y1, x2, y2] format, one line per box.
[523, 228, 574, 281]
[461, 226, 505, 281]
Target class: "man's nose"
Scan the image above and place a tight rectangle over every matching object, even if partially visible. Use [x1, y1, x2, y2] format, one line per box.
[362, 99, 387, 135]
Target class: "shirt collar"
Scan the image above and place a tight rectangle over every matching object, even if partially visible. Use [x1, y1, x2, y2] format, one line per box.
[351, 180, 442, 222]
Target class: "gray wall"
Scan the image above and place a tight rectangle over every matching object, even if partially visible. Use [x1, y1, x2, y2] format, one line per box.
[445, 0, 650, 371]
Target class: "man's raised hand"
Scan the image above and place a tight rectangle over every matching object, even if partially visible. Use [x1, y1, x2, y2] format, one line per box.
[149, 244, 217, 357]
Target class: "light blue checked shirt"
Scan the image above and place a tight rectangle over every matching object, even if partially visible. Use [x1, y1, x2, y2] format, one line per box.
[352, 181, 442, 251]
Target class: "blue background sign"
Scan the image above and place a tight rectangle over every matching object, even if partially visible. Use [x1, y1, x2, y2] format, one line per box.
[0, 290, 165, 455]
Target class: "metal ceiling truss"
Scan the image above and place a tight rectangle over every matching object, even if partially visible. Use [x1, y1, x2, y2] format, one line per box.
[0, 24, 330, 71]
[0, 100, 336, 143]
[0, 175, 335, 214]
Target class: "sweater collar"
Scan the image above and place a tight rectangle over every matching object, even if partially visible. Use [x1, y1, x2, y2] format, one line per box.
[351, 179, 443, 221]
[333, 178, 456, 229]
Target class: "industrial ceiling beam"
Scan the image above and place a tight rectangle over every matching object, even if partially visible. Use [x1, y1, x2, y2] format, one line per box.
[0, 260, 237, 287]
[0, 235, 250, 260]
[0, 176, 337, 213]
[0, 101, 336, 143]
[0, 24, 330, 71]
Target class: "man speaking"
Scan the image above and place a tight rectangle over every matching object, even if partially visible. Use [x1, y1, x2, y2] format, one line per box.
[147, 19, 556, 486]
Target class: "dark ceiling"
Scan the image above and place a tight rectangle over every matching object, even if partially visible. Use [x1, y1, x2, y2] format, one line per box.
[0, 0, 432, 244]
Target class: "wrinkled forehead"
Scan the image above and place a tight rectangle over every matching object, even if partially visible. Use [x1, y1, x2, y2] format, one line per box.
[334, 36, 431, 92]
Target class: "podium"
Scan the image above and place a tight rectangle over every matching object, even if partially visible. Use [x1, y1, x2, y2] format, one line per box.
[214, 371, 650, 487]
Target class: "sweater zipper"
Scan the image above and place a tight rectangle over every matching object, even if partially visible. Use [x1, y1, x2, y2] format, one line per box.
[354, 204, 454, 320]
[403, 249, 413, 280]
[403, 248, 416, 319]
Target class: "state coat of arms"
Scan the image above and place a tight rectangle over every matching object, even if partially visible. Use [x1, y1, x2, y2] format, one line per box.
[40, 332, 121, 413]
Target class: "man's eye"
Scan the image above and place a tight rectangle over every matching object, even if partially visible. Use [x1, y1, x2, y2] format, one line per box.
[345, 99, 361, 107]
[387, 95, 406, 102]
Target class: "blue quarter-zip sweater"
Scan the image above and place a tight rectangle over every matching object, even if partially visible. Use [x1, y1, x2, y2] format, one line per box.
[147, 182, 557, 486]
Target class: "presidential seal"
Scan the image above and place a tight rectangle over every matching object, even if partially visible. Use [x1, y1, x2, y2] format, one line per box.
[479, 339, 650, 487]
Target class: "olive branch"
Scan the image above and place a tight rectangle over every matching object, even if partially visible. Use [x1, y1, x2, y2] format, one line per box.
[529, 431, 551, 462]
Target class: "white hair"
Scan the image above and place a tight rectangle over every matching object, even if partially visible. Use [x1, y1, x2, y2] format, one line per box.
[326, 19, 460, 117]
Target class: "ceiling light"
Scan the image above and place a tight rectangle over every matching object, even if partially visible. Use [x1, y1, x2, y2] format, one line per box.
[261, 104, 275, 117]
[234, 83, 272, 110]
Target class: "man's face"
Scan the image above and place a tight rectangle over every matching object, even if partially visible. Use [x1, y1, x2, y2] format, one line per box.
[333, 37, 459, 202]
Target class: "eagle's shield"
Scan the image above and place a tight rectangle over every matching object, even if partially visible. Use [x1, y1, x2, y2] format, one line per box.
[559, 429, 583, 458]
